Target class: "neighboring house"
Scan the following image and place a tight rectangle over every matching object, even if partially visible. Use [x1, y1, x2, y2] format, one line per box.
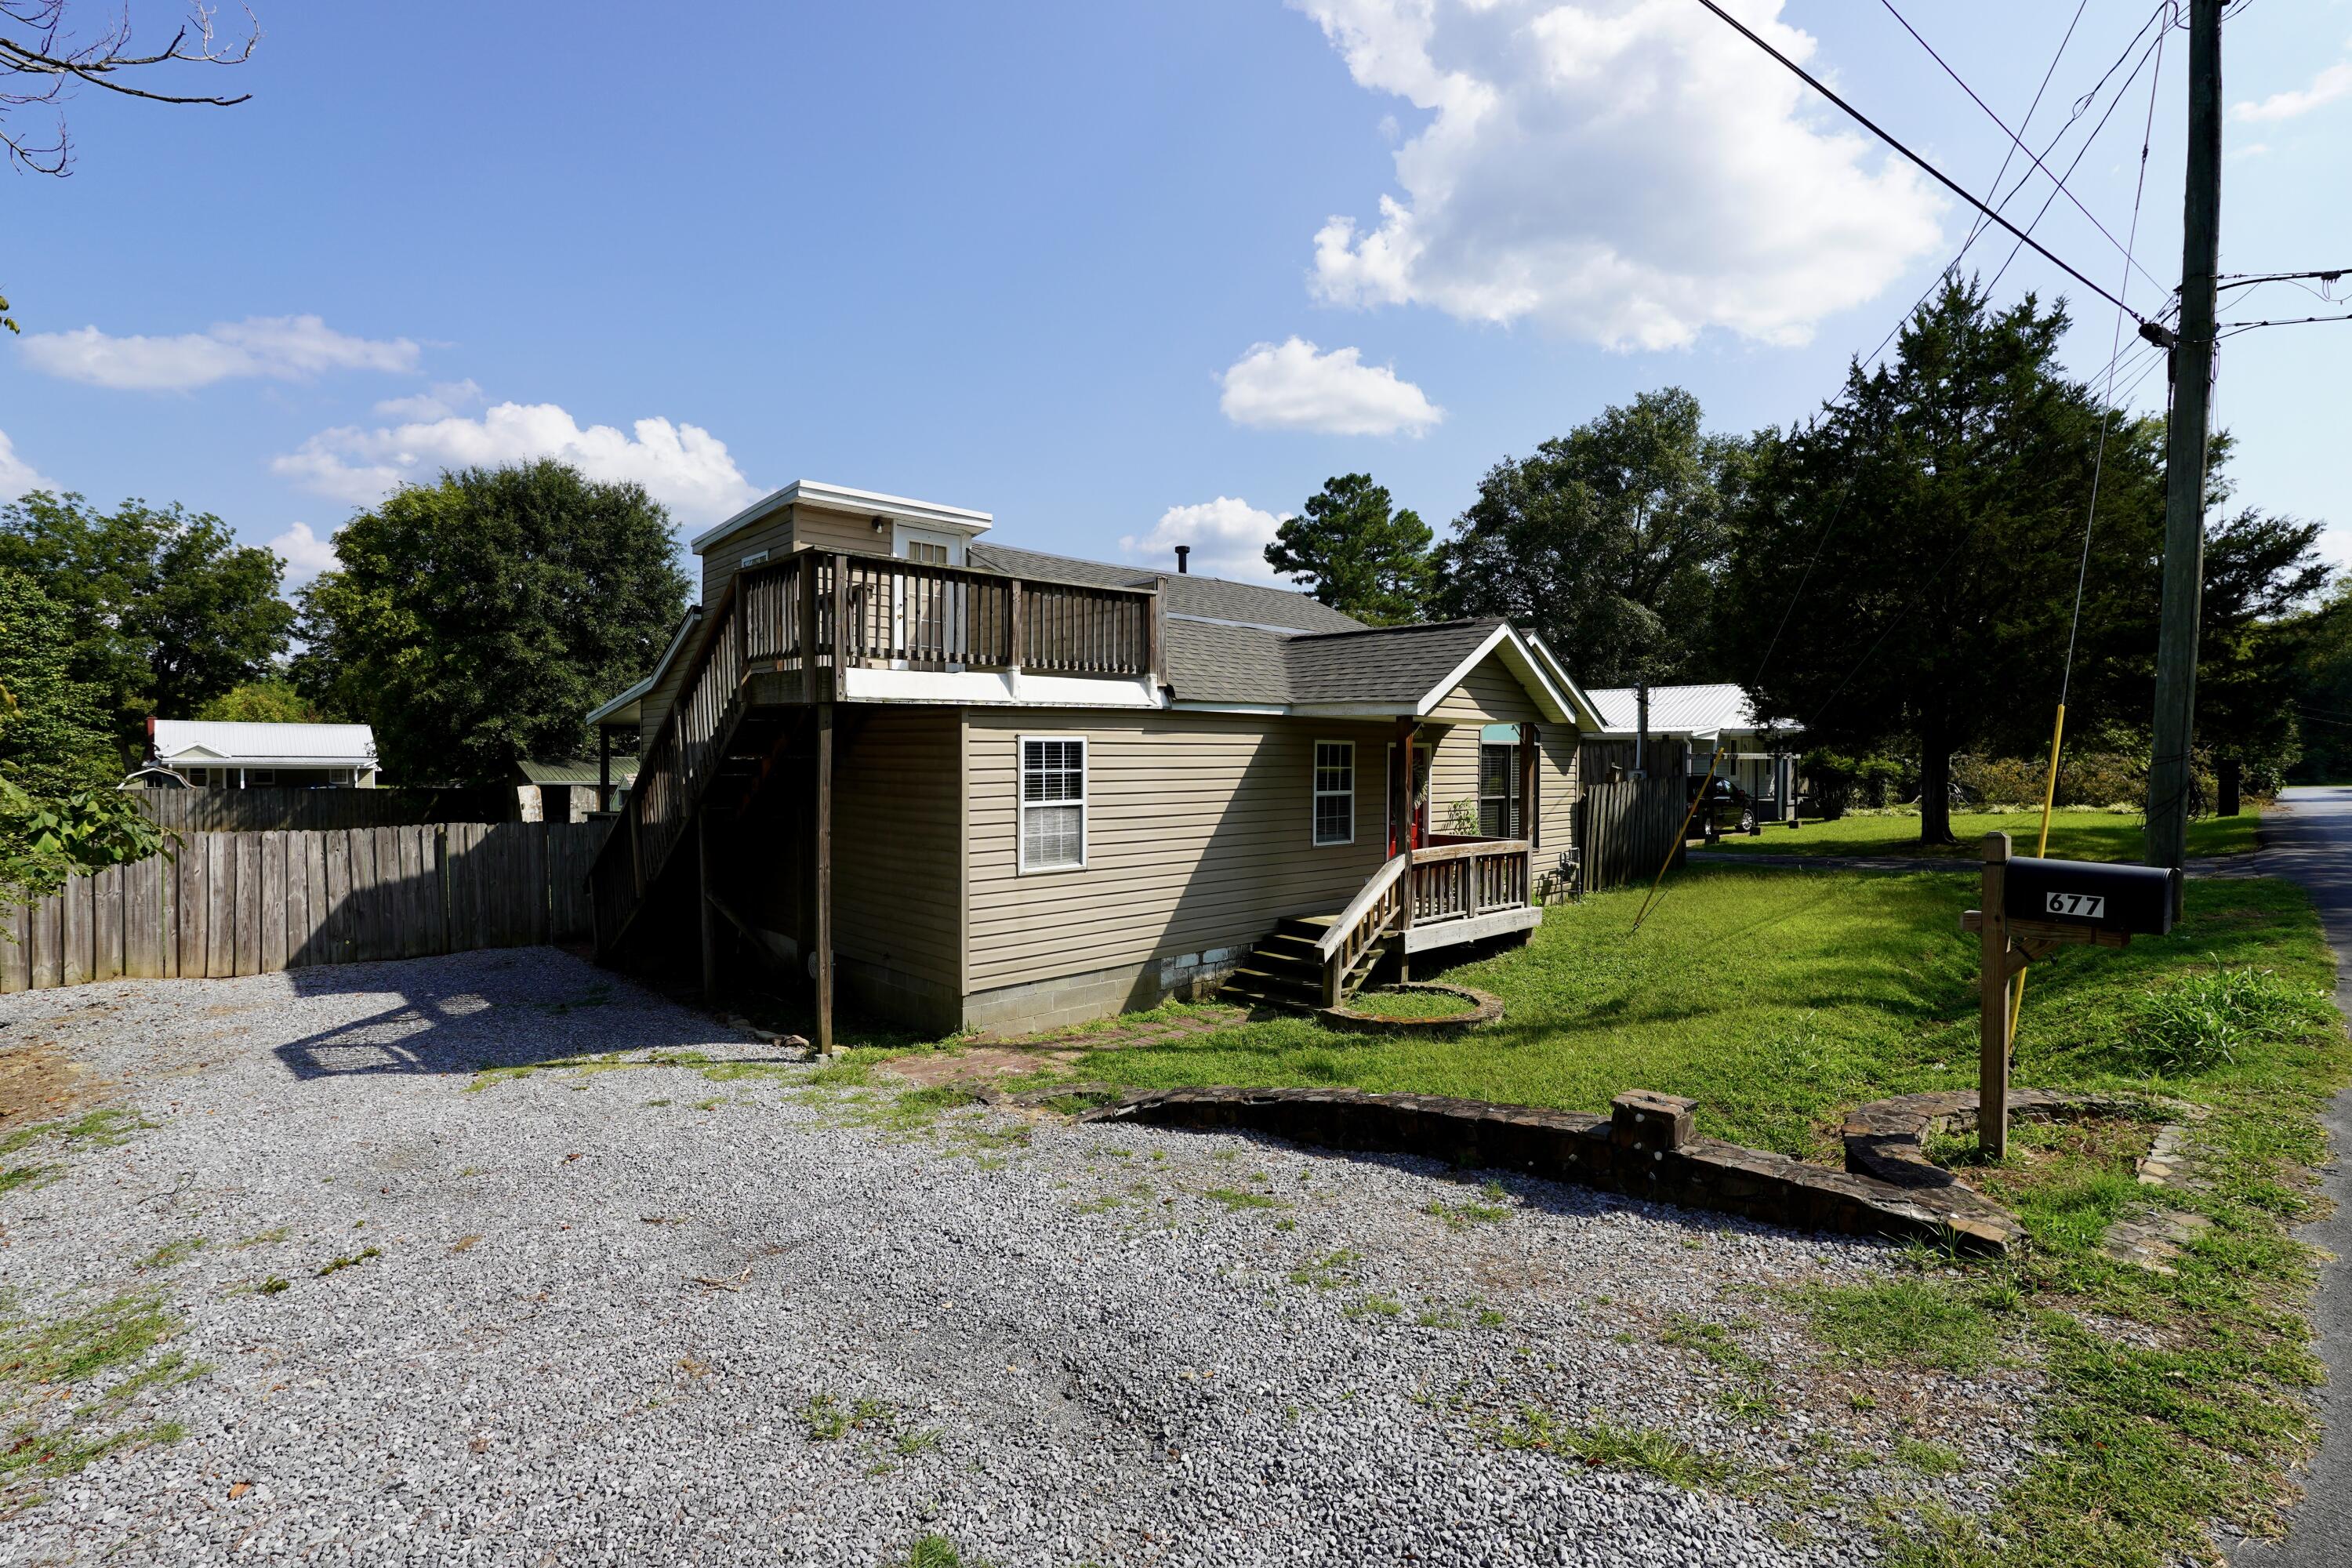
[586, 480, 1606, 1042]
[1585, 684, 1802, 820]
[515, 757, 642, 822]
[136, 719, 379, 789]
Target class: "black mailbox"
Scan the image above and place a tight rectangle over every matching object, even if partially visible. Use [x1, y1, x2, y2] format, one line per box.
[2002, 856, 2180, 937]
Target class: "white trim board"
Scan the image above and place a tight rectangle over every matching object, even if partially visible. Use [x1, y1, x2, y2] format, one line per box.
[690, 481, 993, 555]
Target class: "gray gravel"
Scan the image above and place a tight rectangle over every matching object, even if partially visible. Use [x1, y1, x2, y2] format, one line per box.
[0, 948, 2043, 1566]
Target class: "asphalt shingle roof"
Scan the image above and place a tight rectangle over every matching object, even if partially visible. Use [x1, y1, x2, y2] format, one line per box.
[1282, 620, 1504, 706]
[966, 543, 1363, 635]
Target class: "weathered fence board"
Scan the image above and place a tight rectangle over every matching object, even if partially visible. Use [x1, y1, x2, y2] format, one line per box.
[132, 786, 520, 834]
[2, 820, 610, 996]
[1575, 779, 1690, 891]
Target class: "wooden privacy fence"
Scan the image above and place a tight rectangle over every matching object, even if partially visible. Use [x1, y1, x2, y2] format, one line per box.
[132, 786, 521, 833]
[2, 820, 610, 994]
[1575, 779, 1689, 891]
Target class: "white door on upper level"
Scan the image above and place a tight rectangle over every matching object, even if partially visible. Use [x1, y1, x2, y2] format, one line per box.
[891, 525, 966, 666]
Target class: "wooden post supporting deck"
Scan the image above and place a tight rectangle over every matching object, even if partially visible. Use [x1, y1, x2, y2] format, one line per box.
[814, 701, 835, 1053]
[1978, 833, 2013, 1158]
[698, 811, 720, 1005]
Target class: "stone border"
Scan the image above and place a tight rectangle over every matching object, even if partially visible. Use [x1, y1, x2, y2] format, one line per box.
[1318, 983, 1502, 1036]
[1841, 1087, 2214, 1273]
[1082, 1085, 2024, 1255]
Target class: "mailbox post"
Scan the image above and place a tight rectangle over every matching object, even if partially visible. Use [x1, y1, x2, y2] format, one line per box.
[1962, 833, 2178, 1157]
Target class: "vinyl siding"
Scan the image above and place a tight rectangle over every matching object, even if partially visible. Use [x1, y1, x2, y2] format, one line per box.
[696, 503, 898, 605]
[701, 511, 798, 606]
[834, 707, 961, 993]
[963, 710, 1391, 993]
[1428, 657, 1541, 724]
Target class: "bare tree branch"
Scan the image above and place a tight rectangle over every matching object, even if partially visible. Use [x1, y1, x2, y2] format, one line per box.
[2, 2, 259, 176]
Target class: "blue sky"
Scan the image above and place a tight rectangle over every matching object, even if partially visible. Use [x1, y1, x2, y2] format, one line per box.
[3, 0, 2346, 590]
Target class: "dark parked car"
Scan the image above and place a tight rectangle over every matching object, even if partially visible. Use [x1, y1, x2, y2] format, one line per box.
[1688, 776, 1757, 836]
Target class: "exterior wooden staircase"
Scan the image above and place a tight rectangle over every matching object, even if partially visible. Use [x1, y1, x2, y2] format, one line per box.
[1219, 915, 1387, 1013]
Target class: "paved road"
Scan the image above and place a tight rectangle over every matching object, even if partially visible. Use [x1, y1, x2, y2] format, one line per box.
[2234, 786, 2352, 1567]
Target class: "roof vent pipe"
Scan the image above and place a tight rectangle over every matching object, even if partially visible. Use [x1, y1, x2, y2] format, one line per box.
[1174, 544, 1190, 574]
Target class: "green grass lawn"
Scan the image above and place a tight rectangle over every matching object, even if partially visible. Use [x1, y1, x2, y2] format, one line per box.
[970, 866, 2340, 1566]
[1700, 805, 2259, 862]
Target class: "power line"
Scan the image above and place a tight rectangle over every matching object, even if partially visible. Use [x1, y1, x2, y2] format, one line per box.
[2058, 0, 2167, 710]
[1984, 16, 2170, 301]
[1690, 0, 2146, 325]
[1877, 0, 2166, 300]
[2218, 311, 2352, 334]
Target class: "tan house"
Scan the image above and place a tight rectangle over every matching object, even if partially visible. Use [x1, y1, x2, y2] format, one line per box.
[586, 481, 1605, 1042]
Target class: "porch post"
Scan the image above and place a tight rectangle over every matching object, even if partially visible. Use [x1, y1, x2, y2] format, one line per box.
[814, 701, 835, 1052]
[1519, 722, 1538, 849]
[1394, 716, 1416, 982]
[597, 725, 612, 813]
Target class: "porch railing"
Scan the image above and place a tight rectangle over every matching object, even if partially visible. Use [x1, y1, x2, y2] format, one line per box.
[1310, 836, 1534, 1006]
[1312, 851, 1406, 1006]
[590, 549, 1160, 953]
[1408, 837, 1534, 925]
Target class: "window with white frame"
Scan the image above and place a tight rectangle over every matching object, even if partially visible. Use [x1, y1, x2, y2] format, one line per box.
[1019, 737, 1087, 871]
[1313, 740, 1354, 846]
[1478, 743, 1518, 838]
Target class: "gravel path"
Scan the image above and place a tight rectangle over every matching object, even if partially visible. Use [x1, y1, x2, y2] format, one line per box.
[0, 949, 2042, 1566]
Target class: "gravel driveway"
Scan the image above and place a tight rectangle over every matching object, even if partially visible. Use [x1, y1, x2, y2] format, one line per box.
[0, 949, 2039, 1566]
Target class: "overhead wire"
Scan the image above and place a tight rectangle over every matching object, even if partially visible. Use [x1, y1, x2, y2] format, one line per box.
[1744, 0, 2100, 691]
[1876, 0, 2168, 299]
[1690, 0, 2147, 325]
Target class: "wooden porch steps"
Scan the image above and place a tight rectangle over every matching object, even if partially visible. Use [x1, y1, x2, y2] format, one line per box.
[1220, 913, 1384, 1013]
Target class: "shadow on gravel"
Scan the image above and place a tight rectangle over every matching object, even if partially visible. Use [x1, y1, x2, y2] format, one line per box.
[269, 952, 710, 1080]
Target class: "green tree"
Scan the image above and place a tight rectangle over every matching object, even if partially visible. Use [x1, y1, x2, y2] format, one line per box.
[0, 567, 162, 897]
[0, 491, 296, 757]
[2197, 508, 2328, 808]
[0, 567, 114, 796]
[1716, 278, 2169, 846]
[1264, 474, 1435, 626]
[1437, 387, 1738, 686]
[197, 678, 320, 725]
[293, 460, 691, 783]
[2292, 582, 2352, 784]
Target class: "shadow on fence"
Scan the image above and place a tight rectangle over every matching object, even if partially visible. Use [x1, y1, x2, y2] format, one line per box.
[1575, 779, 1689, 891]
[2, 821, 609, 995]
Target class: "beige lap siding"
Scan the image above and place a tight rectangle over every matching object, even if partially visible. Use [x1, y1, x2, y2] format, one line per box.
[962, 711, 1392, 993]
[696, 503, 900, 606]
[833, 708, 963, 1003]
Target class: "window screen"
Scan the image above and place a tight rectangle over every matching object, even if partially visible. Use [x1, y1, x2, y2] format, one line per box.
[1020, 738, 1087, 870]
[1313, 741, 1354, 846]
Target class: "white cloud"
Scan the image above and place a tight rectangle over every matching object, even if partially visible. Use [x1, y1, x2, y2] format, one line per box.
[271, 401, 763, 526]
[266, 521, 340, 584]
[1120, 497, 1292, 584]
[17, 314, 421, 391]
[0, 427, 55, 501]
[372, 379, 485, 421]
[2234, 59, 2352, 122]
[1219, 337, 1443, 435]
[1294, 0, 1945, 349]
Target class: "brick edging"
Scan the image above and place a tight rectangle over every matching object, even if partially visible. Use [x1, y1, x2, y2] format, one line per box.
[1080, 1086, 2024, 1255]
[1318, 984, 1503, 1036]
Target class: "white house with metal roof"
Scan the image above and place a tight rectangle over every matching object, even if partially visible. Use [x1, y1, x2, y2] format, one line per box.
[583, 480, 1610, 1042]
[139, 719, 379, 789]
[1585, 682, 1801, 818]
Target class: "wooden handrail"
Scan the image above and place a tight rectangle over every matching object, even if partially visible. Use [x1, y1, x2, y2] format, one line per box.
[1406, 837, 1532, 865]
[1315, 853, 1408, 960]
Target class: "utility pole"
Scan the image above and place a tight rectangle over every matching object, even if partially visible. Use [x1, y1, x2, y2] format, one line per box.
[1634, 679, 1650, 779]
[2147, 0, 2223, 885]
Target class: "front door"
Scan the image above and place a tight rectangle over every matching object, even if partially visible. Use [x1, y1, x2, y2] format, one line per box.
[1386, 742, 1430, 856]
[891, 526, 964, 667]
